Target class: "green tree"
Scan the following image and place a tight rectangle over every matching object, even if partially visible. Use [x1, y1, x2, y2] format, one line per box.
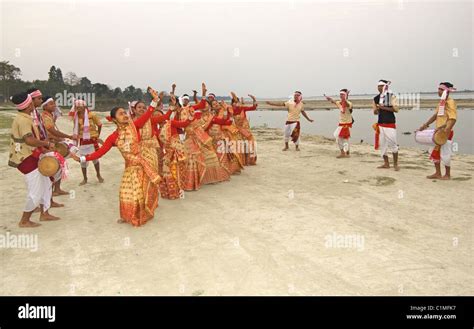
[0, 61, 22, 101]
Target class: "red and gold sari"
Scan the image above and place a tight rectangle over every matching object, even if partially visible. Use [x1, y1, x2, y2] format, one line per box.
[158, 118, 190, 199]
[84, 106, 161, 227]
[232, 104, 257, 166]
[207, 107, 243, 175]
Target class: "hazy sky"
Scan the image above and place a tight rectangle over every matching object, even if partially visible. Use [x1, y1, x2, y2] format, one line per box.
[1, 0, 472, 97]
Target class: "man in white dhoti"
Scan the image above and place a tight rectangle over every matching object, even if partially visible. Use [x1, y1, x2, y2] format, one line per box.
[325, 89, 354, 158]
[372, 80, 400, 171]
[70, 99, 104, 185]
[266, 91, 314, 151]
[419, 82, 457, 180]
[8, 92, 61, 227]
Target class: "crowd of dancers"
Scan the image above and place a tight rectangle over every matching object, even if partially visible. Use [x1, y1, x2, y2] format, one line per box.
[8, 80, 458, 228]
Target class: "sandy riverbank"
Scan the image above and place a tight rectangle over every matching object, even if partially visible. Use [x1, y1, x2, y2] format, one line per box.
[0, 118, 472, 296]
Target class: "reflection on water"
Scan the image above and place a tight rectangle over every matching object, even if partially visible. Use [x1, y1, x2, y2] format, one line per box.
[248, 109, 474, 155]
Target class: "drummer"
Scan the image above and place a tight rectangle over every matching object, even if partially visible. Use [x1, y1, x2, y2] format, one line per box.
[8, 92, 61, 227]
[418, 82, 457, 180]
[41, 95, 74, 196]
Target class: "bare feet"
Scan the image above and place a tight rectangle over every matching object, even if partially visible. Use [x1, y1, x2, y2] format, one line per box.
[19, 220, 41, 228]
[394, 165, 400, 171]
[51, 201, 64, 208]
[282, 147, 289, 151]
[427, 173, 442, 179]
[377, 164, 390, 169]
[40, 213, 61, 221]
[336, 154, 347, 158]
[295, 147, 300, 152]
[79, 179, 87, 186]
[53, 189, 69, 196]
[97, 176, 105, 183]
[441, 175, 451, 180]
[33, 207, 41, 213]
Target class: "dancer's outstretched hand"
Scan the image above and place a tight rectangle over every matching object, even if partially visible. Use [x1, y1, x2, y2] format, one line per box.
[148, 87, 158, 101]
[70, 153, 80, 162]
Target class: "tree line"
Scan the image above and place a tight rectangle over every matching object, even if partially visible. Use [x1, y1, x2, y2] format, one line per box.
[0, 61, 153, 110]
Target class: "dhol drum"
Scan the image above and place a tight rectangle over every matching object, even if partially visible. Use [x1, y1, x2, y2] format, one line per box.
[54, 142, 70, 158]
[38, 152, 61, 177]
[414, 129, 448, 146]
[54, 139, 79, 159]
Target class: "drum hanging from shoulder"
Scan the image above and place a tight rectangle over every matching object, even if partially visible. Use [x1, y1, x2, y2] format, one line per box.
[415, 129, 448, 146]
[38, 154, 60, 177]
[54, 142, 69, 158]
[55, 139, 79, 158]
[433, 129, 448, 146]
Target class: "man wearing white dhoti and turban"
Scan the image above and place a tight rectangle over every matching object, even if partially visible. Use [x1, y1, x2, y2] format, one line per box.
[372, 80, 400, 171]
[419, 82, 457, 180]
[266, 91, 314, 151]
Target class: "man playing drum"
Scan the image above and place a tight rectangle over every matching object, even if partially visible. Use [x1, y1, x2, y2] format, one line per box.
[41, 95, 74, 196]
[8, 92, 61, 227]
[418, 82, 457, 180]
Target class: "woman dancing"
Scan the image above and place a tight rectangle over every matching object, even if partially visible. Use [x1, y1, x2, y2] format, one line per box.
[71, 87, 162, 227]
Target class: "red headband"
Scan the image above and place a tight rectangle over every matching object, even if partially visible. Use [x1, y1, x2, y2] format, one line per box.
[16, 94, 33, 110]
[439, 84, 456, 92]
[30, 90, 42, 98]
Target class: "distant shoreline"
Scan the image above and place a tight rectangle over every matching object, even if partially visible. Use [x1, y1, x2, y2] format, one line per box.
[0, 97, 472, 112]
[258, 98, 474, 111]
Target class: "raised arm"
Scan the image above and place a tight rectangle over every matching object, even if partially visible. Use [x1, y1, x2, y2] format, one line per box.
[133, 87, 159, 128]
[243, 94, 258, 111]
[151, 109, 172, 125]
[266, 101, 286, 107]
[324, 94, 338, 106]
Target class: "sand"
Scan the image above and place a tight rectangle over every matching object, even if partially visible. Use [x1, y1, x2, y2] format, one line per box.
[0, 117, 472, 296]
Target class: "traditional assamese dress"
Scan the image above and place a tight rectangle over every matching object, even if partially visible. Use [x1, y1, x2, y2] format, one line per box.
[372, 90, 399, 156]
[205, 109, 242, 175]
[81, 105, 161, 227]
[72, 108, 102, 168]
[9, 110, 52, 212]
[232, 104, 257, 165]
[430, 96, 457, 166]
[333, 100, 353, 151]
[189, 106, 230, 185]
[157, 116, 192, 199]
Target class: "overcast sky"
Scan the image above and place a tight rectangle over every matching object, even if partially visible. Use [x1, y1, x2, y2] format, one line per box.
[1, 0, 472, 97]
